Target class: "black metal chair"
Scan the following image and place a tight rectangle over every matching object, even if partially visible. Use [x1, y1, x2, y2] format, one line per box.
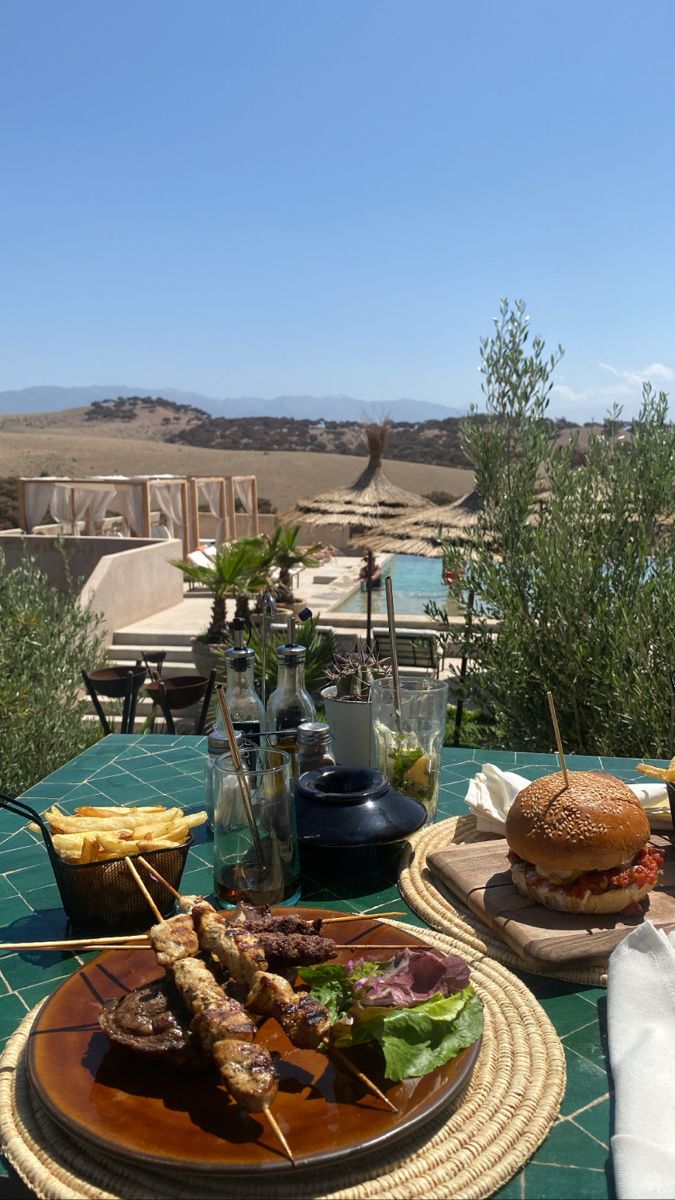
[143, 670, 216, 735]
[137, 651, 167, 679]
[81, 666, 147, 735]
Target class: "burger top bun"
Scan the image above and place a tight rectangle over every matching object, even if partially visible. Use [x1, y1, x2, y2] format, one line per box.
[505, 770, 650, 874]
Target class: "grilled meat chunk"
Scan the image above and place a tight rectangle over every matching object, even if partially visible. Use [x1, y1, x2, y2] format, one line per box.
[173, 957, 230, 1014]
[99, 978, 203, 1065]
[212, 1039, 278, 1112]
[198, 911, 269, 985]
[179, 895, 215, 916]
[256, 931, 336, 968]
[149, 913, 199, 967]
[247, 970, 332, 1049]
[232, 903, 323, 936]
[190, 999, 257, 1048]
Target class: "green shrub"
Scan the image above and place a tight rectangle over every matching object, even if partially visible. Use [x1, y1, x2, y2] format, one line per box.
[0, 548, 106, 794]
[447, 299, 675, 758]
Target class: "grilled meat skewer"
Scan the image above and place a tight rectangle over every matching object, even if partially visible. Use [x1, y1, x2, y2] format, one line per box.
[124, 863, 294, 1162]
[146, 914, 279, 1113]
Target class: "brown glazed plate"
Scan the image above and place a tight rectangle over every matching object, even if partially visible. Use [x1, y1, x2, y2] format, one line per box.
[26, 909, 481, 1175]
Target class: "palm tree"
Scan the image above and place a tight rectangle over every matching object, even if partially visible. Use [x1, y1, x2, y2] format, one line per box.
[264, 524, 322, 606]
[174, 537, 270, 641]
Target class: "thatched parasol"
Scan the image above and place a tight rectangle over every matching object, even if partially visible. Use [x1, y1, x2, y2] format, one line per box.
[286, 422, 426, 528]
[362, 490, 483, 557]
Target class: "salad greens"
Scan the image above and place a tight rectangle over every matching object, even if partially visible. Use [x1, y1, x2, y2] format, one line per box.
[299, 959, 483, 1082]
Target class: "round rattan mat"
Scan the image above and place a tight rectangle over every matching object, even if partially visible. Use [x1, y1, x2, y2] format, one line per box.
[0, 923, 565, 1200]
[399, 815, 608, 986]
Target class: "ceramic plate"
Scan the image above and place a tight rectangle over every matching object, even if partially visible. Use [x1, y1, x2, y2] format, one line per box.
[26, 909, 481, 1175]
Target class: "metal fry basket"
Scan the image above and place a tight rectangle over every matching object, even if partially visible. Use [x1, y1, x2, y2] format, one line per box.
[0, 793, 191, 931]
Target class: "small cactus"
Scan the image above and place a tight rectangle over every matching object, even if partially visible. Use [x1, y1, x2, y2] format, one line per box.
[324, 647, 391, 701]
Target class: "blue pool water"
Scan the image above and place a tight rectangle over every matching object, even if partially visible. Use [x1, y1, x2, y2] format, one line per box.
[332, 555, 460, 616]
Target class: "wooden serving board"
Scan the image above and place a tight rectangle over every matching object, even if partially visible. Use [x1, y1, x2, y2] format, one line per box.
[427, 834, 675, 968]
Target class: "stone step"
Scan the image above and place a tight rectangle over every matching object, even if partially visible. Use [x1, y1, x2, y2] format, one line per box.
[113, 630, 197, 647]
[111, 644, 195, 665]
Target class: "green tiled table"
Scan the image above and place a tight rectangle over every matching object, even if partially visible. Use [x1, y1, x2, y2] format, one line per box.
[0, 736, 646, 1199]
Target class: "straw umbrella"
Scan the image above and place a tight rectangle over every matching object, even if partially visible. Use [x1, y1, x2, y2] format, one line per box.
[285, 422, 426, 530]
[363, 490, 483, 557]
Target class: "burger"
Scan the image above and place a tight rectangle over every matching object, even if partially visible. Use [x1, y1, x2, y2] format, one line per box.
[505, 770, 664, 914]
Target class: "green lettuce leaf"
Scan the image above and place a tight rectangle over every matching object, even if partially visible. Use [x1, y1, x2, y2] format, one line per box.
[297, 963, 355, 1022]
[299, 965, 484, 1082]
[380, 992, 483, 1080]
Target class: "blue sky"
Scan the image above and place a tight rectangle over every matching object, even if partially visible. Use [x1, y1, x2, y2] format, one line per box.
[1, 0, 674, 419]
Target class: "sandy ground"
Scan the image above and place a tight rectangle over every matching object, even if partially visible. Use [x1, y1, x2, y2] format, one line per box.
[0, 429, 474, 509]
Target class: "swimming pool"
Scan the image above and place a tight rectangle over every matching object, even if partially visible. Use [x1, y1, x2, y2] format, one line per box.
[331, 555, 461, 616]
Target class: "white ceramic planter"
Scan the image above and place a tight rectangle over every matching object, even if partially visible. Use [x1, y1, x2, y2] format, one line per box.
[320, 686, 376, 767]
[191, 638, 226, 683]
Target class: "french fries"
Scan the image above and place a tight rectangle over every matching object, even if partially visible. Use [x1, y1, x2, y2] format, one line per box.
[38, 804, 207, 864]
[636, 757, 675, 784]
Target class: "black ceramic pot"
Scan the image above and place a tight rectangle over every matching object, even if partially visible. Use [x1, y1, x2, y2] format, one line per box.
[295, 765, 427, 848]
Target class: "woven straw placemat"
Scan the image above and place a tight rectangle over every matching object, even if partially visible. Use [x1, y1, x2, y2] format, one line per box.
[399, 815, 608, 986]
[0, 923, 565, 1200]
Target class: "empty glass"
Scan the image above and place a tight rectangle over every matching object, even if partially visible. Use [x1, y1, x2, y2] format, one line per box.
[371, 678, 448, 824]
[213, 747, 301, 906]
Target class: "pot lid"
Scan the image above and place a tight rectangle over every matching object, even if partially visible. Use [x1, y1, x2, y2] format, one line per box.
[295, 765, 427, 847]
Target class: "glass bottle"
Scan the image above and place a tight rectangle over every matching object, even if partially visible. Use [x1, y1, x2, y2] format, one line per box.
[205, 724, 242, 830]
[224, 642, 266, 769]
[266, 644, 316, 774]
[296, 721, 336, 774]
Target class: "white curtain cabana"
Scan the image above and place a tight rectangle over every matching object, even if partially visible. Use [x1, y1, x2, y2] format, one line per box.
[187, 475, 259, 550]
[232, 475, 259, 538]
[18, 476, 190, 554]
[188, 476, 233, 550]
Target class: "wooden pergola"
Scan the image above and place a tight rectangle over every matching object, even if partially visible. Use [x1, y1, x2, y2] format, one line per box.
[188, 475, 259, 551]
[18, 476, 191, 557]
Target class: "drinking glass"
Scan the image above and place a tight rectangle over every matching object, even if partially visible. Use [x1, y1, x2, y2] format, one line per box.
[371, 678, 449, 824]
[213, 747, 301, 906]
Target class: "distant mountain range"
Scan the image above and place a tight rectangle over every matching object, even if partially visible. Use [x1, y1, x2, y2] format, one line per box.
[0, 385, 463, 424]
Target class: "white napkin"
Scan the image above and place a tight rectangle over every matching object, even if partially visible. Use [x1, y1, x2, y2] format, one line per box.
[608, 921, 675, 1198]
[465, 764, 670, 835]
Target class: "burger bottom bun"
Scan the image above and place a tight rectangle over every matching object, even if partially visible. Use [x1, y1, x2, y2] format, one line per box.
[511, 861, 656, 914]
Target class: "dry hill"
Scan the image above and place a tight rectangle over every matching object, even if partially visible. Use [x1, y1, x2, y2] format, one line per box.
[0, 428, 473, 515]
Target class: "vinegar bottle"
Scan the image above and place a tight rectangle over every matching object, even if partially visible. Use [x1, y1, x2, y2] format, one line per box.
[266, 643, 316, 774]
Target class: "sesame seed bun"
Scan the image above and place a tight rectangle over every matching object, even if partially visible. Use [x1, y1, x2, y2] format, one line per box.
[505, 770, 650, 875]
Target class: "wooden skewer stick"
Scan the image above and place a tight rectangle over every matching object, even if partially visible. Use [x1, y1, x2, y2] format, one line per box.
[125, 857, 163, 923]
[79, 944, 151, 953]
[137, 855, 182, 899]
[546, 690, 570, 789]
[337, 944, 417, 950]
[0, 933, 149, 952]
[263, 1108, 295, 1166]
[324, 1041, 397, 1113]
[322, 912, 406, 923]
[126, 854, 295, 1165]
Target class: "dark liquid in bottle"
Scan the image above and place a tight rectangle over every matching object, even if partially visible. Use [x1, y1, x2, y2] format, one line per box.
[232, 721, 261, 771]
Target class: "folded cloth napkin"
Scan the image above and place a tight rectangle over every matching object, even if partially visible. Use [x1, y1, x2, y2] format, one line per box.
[608, 921, 675, 1198]
[465, 764, 670, 835]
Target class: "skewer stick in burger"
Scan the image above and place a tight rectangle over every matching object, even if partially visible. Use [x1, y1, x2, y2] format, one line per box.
[505, 770, 664, 914]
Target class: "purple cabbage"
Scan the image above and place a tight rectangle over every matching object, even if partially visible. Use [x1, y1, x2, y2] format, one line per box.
[353, 949, 471, 1008]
